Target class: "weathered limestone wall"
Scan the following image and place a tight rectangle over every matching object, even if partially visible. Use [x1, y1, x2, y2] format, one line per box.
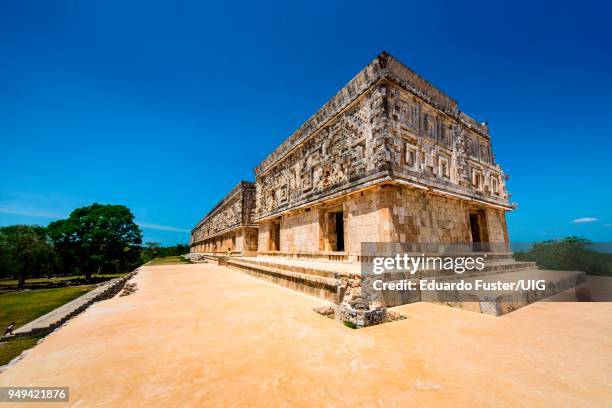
[242, 228, 257, 253]
[193, 227, 258, 255]
[256, 187, 405, 258]
[191, 181, 257, 254]
[344, 187, 393, 256]
[230, 227, 258, 254]
[486, 208, 509, 244]
[280, 208, 320, 253]
[385, 185, 508, 245]
[254, 184, 509, 259]
[385, 82, 510, 207]
[199, 232, 235, 253]
[257, 223, 273, 252]
[254, 87, 384, 223]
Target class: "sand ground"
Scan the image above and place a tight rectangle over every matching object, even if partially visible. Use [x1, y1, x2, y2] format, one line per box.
[0, 263, 610, 407]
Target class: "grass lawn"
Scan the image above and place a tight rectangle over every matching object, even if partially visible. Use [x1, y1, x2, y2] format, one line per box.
[0, 273, 128, 291]
[147, 256, 192, 265]
[0, 285, 93, 366]
[0, 336, 43, 366]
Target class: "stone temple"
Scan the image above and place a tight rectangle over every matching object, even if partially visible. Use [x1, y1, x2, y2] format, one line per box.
[192, 52, 511, 258]
[189, 52, 584, 322]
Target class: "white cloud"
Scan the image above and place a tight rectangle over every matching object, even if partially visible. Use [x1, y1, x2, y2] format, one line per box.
[0, 203, 189, 234]
[571, 217, 599, 224]
[137, 222, 190, 233]
[0, 206, 65, 219]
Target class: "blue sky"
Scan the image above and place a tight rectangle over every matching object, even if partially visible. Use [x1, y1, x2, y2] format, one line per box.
[1, 0, 610, 245]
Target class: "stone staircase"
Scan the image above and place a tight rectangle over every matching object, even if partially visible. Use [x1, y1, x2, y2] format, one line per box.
[226, 258, 345, 302]
[225, 254, 586, 317]
[1, 271, 137, 340]
[415, 258, 537, 278]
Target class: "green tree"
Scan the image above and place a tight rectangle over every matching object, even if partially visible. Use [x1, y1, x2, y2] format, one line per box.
[142, 242, 161, 261]
[47, 204, 142, 280]
[139, 243, 189, 263]
[515, 237, 612, 276]
[145, 241, 161, 252]
[0, 225, 59, 288]
[175, 244, 189, 255]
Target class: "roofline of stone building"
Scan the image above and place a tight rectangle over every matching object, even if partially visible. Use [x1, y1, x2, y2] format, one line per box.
[253, 171, 515, 223]
[191, 181, 255, 233]
[254, 51, 490, 177]
[190, 223, 258, 244]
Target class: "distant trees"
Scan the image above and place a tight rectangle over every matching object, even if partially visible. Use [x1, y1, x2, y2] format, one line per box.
[515, 237, 612, 276]
[173, 244, 189, 255]
[0, 203, 191, 287]
[0, 225, 59, 288]
[140, 243, 189, 263]
[144, 242, 161, 260]
[47, 204, 142, 280]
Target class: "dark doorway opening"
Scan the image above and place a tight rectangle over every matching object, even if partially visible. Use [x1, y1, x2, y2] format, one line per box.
[469, 213, 481, 243]
[335, 212, 344, 252]
[469, 210, 489, 251]
[272, 221, 281, 251]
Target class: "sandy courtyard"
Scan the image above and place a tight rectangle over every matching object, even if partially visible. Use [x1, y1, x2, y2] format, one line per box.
[0, 263, 610, 407]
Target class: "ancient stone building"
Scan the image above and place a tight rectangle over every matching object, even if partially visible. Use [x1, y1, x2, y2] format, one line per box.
[188, 53, 588, 323]
[191, 52, 513, 260]
[190, 181, 258, 255]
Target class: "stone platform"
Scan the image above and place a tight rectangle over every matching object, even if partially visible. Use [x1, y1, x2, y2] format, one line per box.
[227, 256, 349, 302]
[1, 263, 609, 406]
[226, 255, 586, 317]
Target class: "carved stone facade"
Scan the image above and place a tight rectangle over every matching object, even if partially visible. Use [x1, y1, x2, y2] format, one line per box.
[191, 52, 514, 260]
[190, 181, 257, 255]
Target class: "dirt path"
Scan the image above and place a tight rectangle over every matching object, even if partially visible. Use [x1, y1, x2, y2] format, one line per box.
[0, 263, 609, 407]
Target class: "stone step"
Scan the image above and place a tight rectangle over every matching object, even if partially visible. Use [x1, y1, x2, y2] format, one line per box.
[380, 269, 586, 315]
[423, 269, 587, 316]
[257, 251, 348, 261]
[2, 271, 137, 340]
[413, 252, 515, 260]
[226, 259, 340, 302]
[481, 252, 515, 260]
[230, 257, 358, 278]
[232, 255, 537, 281]
[415, 260, 537, 278]
[359, 251, 516, 262]
[226, 254, 524, 278]
[226, 258, 585, 318]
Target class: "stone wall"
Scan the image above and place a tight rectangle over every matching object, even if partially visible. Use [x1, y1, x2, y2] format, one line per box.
[191, 181, 257, 253]
[385, 185, 509, 245]
[254, 89, 383, 222]
[257, 222, 273, 252]
[257, 187, 388, 256]
[486, 208, 509, 244]
[253, 52, 512, 227]
[192, 231, 235, 253]
[345, 187, 394, 255]
[240, 227, 259, 253]
[256, 184, 509, 260]
[385, 83, 510, 207]
[280, 208, 321, 253]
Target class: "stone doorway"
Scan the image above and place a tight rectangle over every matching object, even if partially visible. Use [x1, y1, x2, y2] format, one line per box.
[322, 208, 345, 252]
[468, 209, 489, 251]
[270, 220, 281, 251]
[335, 212, 345, 252]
